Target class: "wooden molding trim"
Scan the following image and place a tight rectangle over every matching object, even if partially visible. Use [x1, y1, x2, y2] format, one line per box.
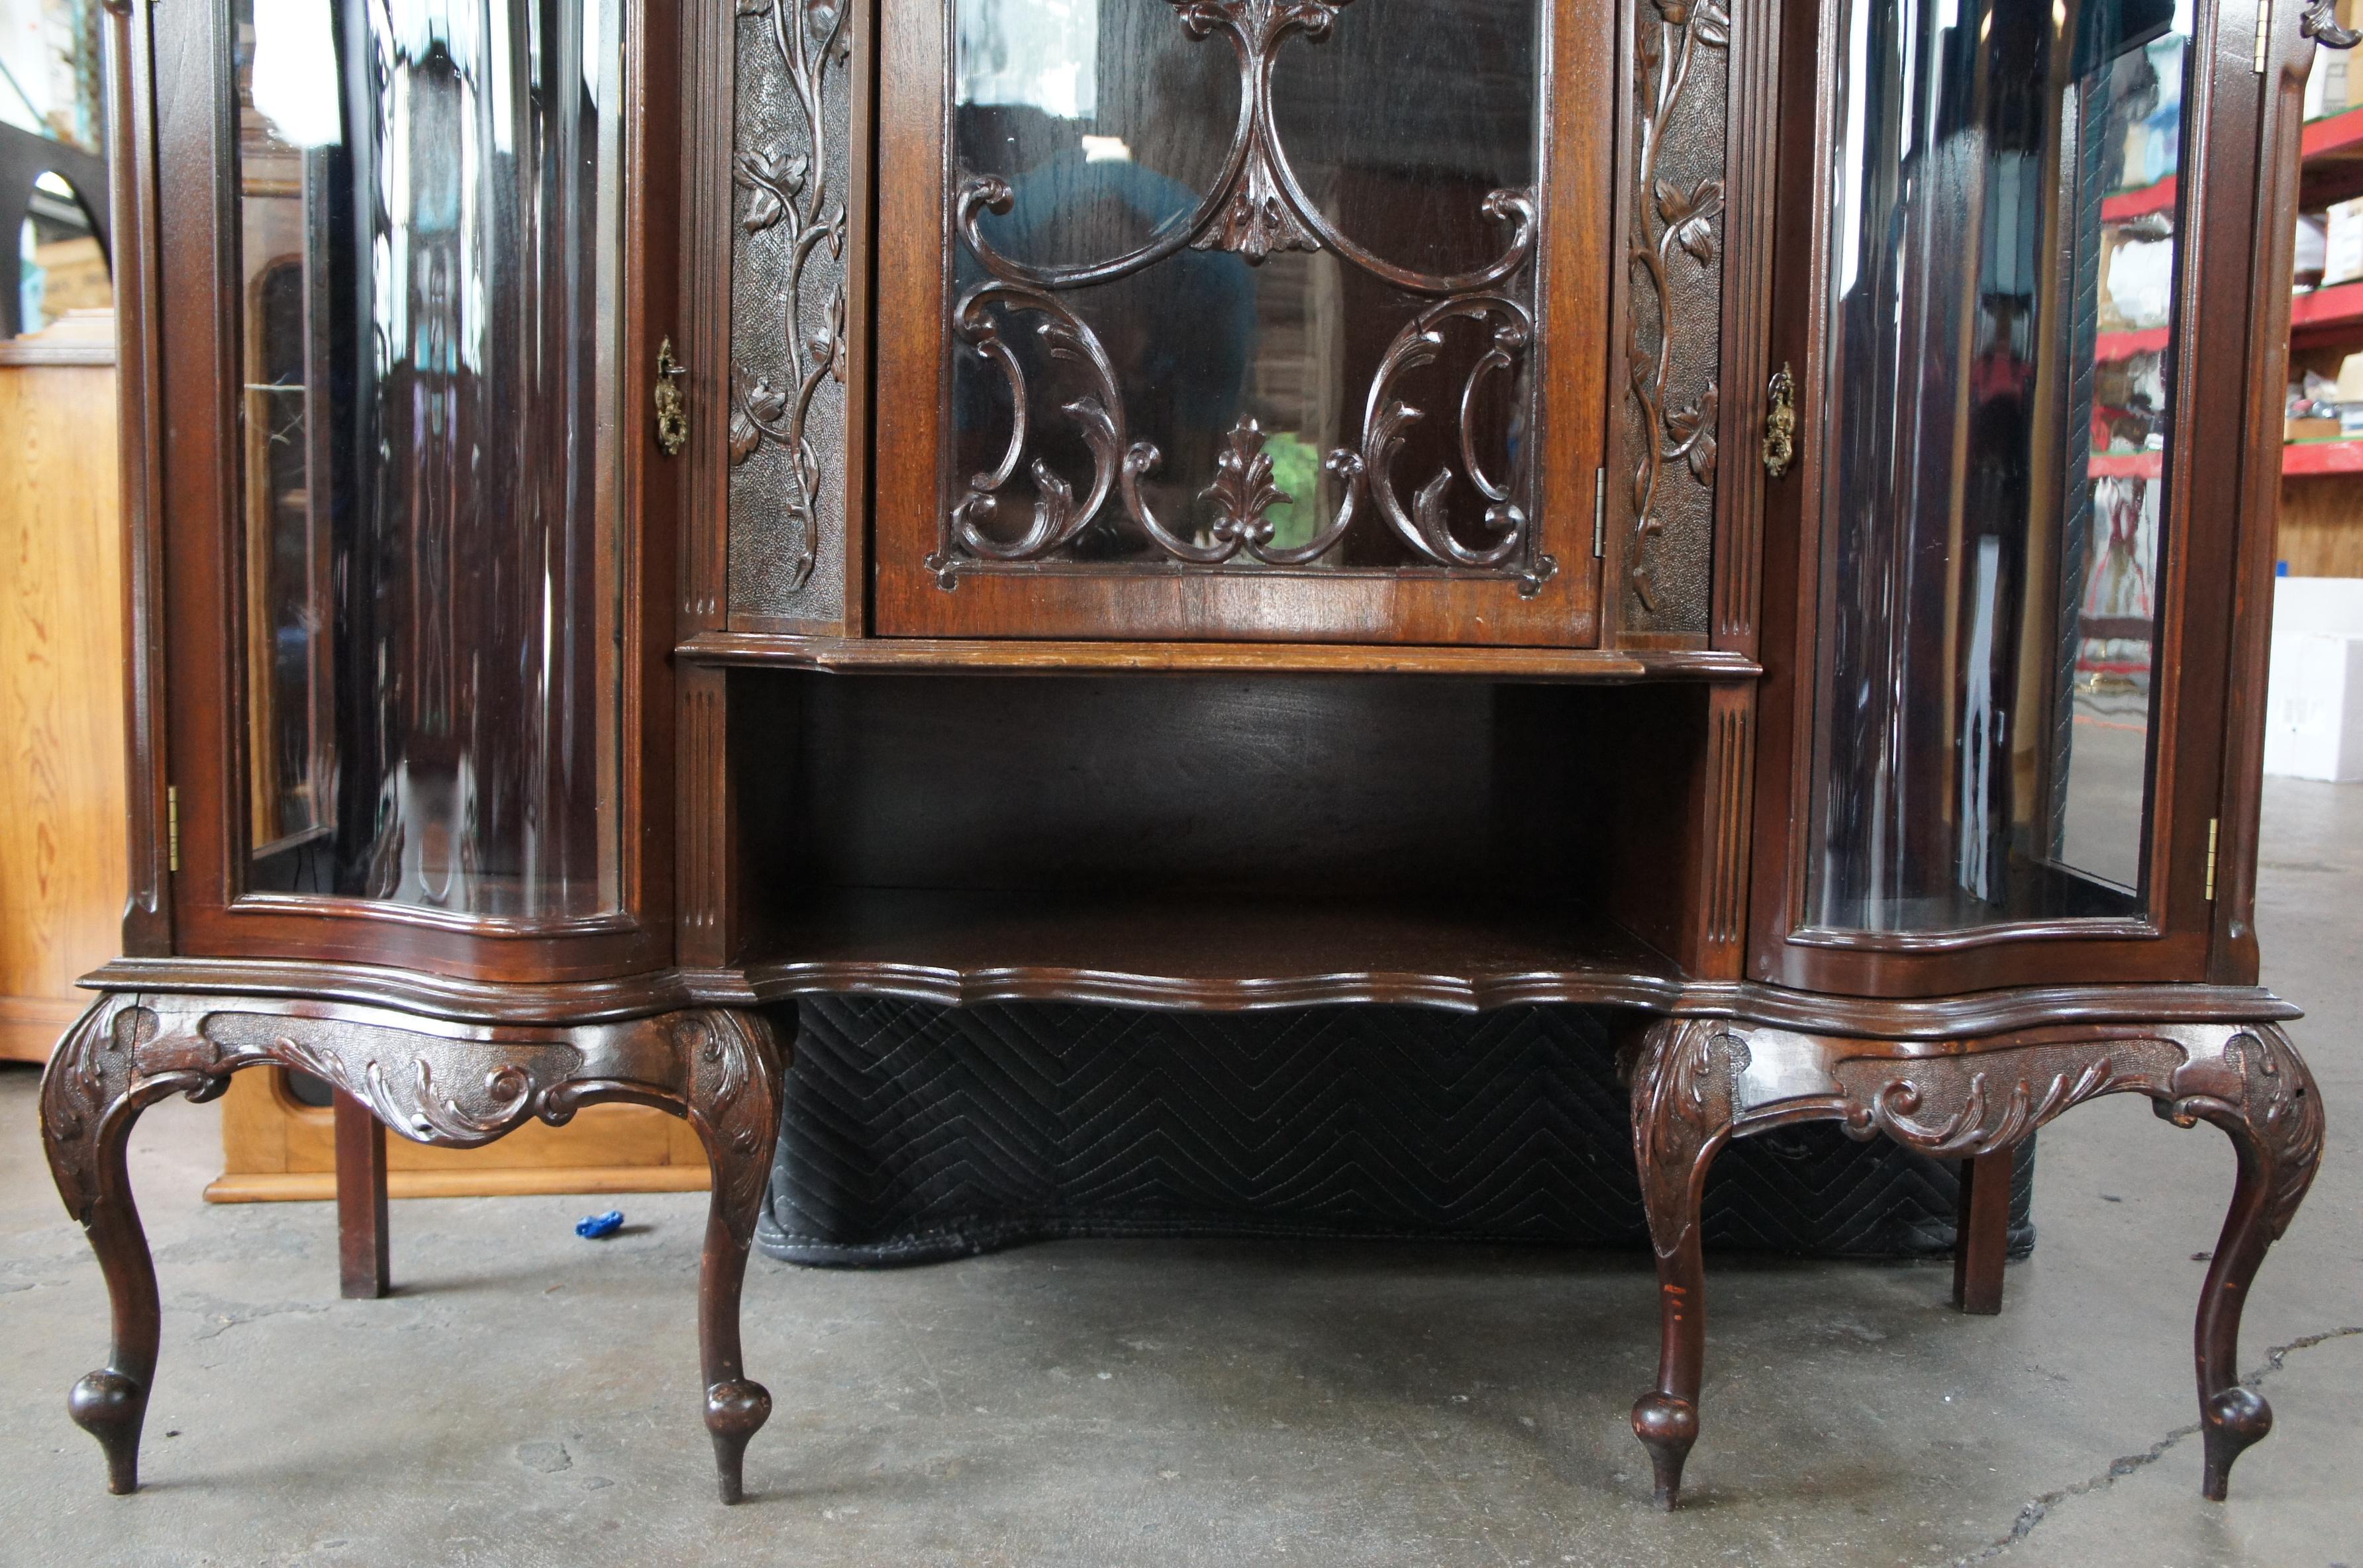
[677, 630, 1765, 681]
[81, 954, 2299, 1040]
[0, 340, 115, 366]
[204, 1167, 714, 1203]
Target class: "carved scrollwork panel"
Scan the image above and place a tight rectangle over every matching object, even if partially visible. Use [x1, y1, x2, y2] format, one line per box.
[932, 0, 1554, 593]
[1819, 1038, 2189, 1158]
[1620, 0, 1729, 632]
[730, 0, 855, 622]
[195, 1013, 585, 1148]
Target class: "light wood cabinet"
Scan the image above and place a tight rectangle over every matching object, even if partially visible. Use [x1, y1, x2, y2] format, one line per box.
[0, 314, 126, 1063]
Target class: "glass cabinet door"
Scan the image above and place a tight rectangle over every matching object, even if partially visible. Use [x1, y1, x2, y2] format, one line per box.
[871, 0, 1612, 644]
[1810, 0, 2189, 929]
[159, 0, 672, 976]
[232, 0, 625, 918]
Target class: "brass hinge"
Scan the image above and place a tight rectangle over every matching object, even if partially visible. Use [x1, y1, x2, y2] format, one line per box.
[654, 337, 689, 458]
[1592, 467, 1607, 559]
[167, 785, 179, 874]
[1762, 364, 1797, 479]
[2205, 817, 2220, 901]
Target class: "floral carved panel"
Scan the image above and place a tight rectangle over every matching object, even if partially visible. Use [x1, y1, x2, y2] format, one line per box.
[1618, 0, 1729, 634]
[730, 0, 856, 624]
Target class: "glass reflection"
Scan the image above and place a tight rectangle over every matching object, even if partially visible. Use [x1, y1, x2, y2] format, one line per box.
[1809, 0, 2188, 932]
[948, 0, 1539, 569]
[11, 174, 111, 340]
[233, 0, 624, 919]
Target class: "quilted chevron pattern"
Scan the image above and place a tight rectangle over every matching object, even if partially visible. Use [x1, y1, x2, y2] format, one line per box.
[756, 999, 2035, 1267]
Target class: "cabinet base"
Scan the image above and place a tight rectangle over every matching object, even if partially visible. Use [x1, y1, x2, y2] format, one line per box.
[1627, 1016, 2325, 1508]
[39, 991, 785, 1503]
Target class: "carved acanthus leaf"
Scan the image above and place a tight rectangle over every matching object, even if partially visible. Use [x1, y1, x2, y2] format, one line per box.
[1203, 420, 1291, 544]
[1195, 158, 1321, 264]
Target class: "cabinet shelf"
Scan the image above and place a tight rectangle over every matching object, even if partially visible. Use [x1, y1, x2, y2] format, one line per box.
[2289, 279, 2363, 348]
[2089, 450, 2165, 479]
[2303, 104, 2363, 160]
[2282, 438, 2363, 475]
[2100, 176, 2176, 220]
[746, 888, 1680, 1011]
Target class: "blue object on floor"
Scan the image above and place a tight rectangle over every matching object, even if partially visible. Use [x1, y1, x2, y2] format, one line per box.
[576, 1210, 625, 1240]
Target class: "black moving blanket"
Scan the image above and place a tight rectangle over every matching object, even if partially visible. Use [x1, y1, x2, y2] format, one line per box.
[758, 1000, 2035, 1268]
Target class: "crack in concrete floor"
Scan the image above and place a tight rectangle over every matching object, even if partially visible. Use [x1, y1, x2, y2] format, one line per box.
[1945, 1324, 2363, 1567]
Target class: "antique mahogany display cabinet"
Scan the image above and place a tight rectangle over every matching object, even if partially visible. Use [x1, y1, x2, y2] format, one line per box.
[43, 0, 2335, 1514]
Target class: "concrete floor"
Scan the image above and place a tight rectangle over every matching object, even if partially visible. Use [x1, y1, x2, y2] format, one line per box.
[2, 779, 2358, 1568]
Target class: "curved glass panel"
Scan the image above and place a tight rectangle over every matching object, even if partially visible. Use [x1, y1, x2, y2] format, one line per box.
[1806, 0, 2189, 934]
[232, 0, 625, 920]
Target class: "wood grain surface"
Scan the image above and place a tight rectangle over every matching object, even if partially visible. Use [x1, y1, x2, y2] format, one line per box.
[2274, 474, 2363, 578]
[0, 328, 126, 1063]
[212, 1069, 711, 1201]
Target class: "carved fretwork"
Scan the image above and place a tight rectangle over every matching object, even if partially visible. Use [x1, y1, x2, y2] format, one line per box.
[1625, 1019, 2327, 1510]
[40, 995, 787, 1504]
[1623, 0, 1730, 627]
[933, 0, 1552, 592]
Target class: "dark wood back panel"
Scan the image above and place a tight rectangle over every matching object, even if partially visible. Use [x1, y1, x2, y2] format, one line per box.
[739, 673, 1604, 902]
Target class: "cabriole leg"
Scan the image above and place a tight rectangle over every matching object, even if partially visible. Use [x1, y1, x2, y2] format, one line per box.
[2160, 1026, 2325, 1500]
[676, 1010, 787, 1504]
[1627, 1018, 1743, 1510]
[40, 999, 209, 1494]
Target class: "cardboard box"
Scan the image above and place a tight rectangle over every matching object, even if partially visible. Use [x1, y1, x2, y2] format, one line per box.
[2309, 40, 2350, 121]
[2325, 199, 2363, 286]
[2266, 578, 2363, 782]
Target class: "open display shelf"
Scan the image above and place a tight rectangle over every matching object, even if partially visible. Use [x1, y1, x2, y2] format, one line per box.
[2285, 92, 2363, 577]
